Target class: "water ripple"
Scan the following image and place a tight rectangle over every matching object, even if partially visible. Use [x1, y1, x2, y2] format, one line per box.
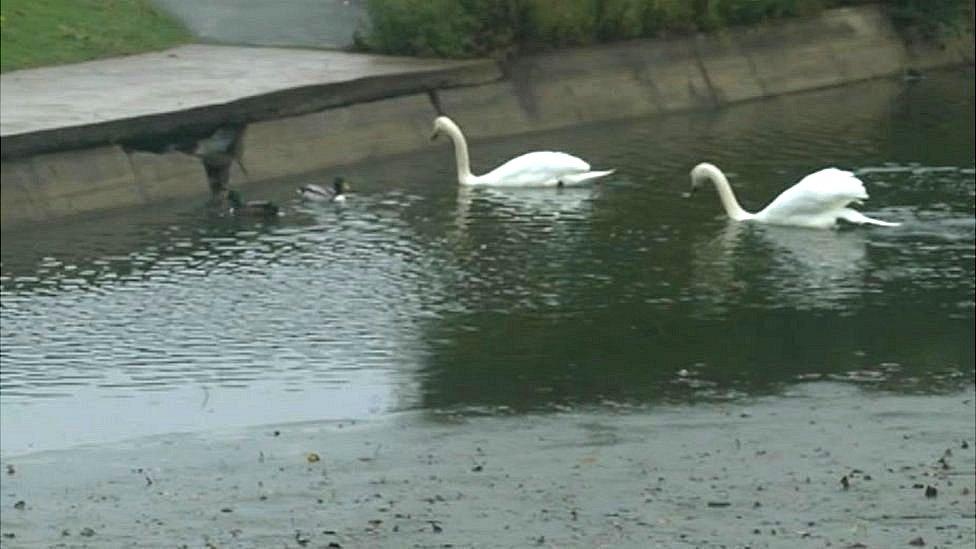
[2, 69, 974, 453]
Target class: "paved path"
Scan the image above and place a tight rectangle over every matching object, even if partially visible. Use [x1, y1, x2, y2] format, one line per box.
[0, 44, 499, 158]
[152, 0, 365, 49]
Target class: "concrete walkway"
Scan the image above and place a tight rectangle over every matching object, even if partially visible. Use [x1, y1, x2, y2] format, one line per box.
[0, 44, 499, 158]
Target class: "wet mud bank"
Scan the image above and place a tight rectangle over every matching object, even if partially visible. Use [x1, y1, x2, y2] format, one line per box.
[2, 5, 973, 230]
[1, 383, 973, 547]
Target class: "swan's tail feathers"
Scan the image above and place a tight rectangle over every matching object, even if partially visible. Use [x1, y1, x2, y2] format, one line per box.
[838, 208, 901, 227]
[562, 169, 615, 186]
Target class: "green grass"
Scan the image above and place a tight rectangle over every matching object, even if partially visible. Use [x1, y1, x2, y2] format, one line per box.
[0, 0, 190, 72]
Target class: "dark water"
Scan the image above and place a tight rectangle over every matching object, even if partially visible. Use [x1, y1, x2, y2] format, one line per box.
[1, 69, 973, 454]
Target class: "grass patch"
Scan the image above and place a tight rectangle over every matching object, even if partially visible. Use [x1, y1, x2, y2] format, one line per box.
[1, 0, 190, 72]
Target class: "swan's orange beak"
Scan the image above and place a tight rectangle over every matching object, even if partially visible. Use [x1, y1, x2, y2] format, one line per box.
[429, 129, 440, 142]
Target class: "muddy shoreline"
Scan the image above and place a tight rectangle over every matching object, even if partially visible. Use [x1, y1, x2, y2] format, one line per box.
[1, 383, 974, 548]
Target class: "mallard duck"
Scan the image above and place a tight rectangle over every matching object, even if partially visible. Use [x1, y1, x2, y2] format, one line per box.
[227, 189, 280, 218]
[298, 177, 350, 203]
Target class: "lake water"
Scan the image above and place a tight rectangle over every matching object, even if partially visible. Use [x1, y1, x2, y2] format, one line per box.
[1, 69, 973, 455]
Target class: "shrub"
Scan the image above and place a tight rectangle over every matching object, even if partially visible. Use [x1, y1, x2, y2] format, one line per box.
[641, 0, 699, 36]
[525, 0, 599, 48]
[358, 0, 972, 59]
[884, 0, 973, 38]
[361, 0, 477, 57]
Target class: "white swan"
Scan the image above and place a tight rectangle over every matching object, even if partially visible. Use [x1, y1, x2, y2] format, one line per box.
[430, 116, 614, 187]
[689, 163, 900, 229]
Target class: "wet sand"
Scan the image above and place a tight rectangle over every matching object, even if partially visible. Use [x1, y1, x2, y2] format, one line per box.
[1, 383, 973, 548]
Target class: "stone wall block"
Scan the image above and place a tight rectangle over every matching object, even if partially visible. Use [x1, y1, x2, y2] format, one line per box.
[695, 33, 766, 103]
[240, 94, 437, 182]
[28, 145, 141, 217]
[437, 82, 535, 140]
[510, 44, 662, 129]
[0, 158, 45, 226]
[729, 14, 851, 95]
[904, 33, 975, 70]
[320, 94, 435, 160]
[237, 110, 331, 182]
[826, 7, 908, 80]
[129, 150, 210, 201]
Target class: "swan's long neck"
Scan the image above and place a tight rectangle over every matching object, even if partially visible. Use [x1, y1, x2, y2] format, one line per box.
[441, 120, 477, 185]
[693, 164, 753, 221]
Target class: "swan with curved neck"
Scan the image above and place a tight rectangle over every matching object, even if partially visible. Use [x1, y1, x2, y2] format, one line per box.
[689, 162, 900, 229]
[430, 116, 614, 187]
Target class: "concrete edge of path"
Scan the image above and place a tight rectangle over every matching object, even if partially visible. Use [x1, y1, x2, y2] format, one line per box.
[0, 57, 502, 160]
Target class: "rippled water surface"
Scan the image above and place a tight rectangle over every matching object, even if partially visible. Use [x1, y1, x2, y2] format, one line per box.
[2, 70, 973, 454]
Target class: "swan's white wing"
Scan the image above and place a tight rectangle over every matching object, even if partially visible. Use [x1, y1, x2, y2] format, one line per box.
[759, 168, 868, 219]
[478, 151, 591, 186]
[795, 168, 869, 200]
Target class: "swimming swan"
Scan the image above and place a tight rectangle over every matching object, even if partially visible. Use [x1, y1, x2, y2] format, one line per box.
[689, 163, 900, 229]
[430, 116, 614, 187]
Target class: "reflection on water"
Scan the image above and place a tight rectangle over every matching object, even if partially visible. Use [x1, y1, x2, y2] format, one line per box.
[692, 221, 871, 312]
[456, 185, 598, 224]
[1, 69, 973, 453]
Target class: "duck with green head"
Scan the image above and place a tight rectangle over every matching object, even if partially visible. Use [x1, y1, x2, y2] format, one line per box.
[227, 189, 280, 218]
[298, 176, 351, 203]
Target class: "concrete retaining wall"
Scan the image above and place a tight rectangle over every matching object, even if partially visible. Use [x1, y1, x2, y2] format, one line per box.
[238, 93, 436, 182]
[443, 6, 970, 134]
[233, 6, 972, 184]
[2, 5, 972, 230]
[1, 147, 209, 227]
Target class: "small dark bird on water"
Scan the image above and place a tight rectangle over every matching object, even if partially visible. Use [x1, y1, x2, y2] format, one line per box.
[227, 189, 280, 218]
[297, 176, 350, 203]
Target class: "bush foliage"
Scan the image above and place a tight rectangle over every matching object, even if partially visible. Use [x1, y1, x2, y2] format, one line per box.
[885, 0, 973, 38]
[359, 0, 972, 58]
